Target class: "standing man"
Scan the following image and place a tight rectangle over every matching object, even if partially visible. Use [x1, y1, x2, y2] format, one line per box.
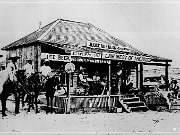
[23, 59, 34, 103]
[40, 59, 52, 77]
[40, 59, 52, 90]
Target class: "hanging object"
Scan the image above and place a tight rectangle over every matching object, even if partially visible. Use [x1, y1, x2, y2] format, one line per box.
[65, 63, 75, 73]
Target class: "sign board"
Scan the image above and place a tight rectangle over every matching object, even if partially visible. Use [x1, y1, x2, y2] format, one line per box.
[65, 63, 75, 73]
[86, 41, 130, 52]
[71, 57, 111, 64]
[71, 51, 101, 59]
[102, 52, 151, 62]
[41, 52, 151, 63]
[41, 53, 71, 62]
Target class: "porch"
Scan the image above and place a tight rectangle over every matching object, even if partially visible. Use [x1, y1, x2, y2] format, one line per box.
[39, 94, 149, 114]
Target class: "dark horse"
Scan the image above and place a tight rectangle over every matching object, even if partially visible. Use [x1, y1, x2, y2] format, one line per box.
[44, 74, 60, 113]
[27, 72, 42, 113]
[15, 70, 28, 108]
[0, 70, 25, 117]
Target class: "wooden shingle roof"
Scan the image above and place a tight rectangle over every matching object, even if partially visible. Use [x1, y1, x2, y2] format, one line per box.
[1, 19, 172, 62]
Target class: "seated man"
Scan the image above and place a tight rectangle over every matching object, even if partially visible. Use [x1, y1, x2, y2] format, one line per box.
[23, 59, 34, 80]
[6, 53, 21, 82]
[169, 80, 179, 99]
[77, 66, 89, 95]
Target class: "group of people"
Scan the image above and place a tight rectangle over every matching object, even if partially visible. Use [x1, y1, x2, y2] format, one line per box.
[77, 66, 106, 95]
[6, 53, 52, 91]
[6, 54, 107, 96]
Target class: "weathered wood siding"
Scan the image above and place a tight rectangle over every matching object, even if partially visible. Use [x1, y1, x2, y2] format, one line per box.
[5, 44, 41, 72]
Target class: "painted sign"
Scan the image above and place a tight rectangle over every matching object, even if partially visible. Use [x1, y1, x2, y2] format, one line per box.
[41, 53, 71, 62]
[41, 52, 151, 63]
[71, 51, 101, 59]
[86, 41, 130, 52]
[71, 57, 111, 64]
[102, 52, 151, 62]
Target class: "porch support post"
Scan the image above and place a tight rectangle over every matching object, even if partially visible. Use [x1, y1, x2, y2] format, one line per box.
[136, 63, 139, 88]
[108, 62, 112, 112]
[165, 61, 169, 91]
[140, 63, 143, 91]
[66, 73, 71, 114]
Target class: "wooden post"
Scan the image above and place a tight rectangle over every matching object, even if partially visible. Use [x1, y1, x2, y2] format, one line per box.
[165, 61, 169, 91]
[137, 63, 141, 90]
[140, 63, 143, 91]
[108, 62, 111, 112]
[66, 73, 71, 114]
[35, 45, 41, 72]
[136, 63, 139, 88]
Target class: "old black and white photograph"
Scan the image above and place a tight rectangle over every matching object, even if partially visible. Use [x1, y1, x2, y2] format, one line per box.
[0, 0, 180, 134]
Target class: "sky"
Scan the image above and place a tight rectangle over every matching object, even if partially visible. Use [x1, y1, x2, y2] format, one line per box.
[1, 0, 180, 68]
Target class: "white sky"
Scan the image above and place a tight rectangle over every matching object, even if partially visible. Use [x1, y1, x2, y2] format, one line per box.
[0, 0, 180, 68]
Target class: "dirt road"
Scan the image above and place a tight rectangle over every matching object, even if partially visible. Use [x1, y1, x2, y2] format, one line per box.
[0, 100, 180, 135]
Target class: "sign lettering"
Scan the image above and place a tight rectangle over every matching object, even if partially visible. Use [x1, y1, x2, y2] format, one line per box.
[41, 53, 71, 62]
[102, 52, 151, 62]
[71, 51, 101, 59]
[41, 52, 151, 63]
[86, 41, 130, 52]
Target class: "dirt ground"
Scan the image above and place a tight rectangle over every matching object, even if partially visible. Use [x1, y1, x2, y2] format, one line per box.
[0, 100, 180, 135]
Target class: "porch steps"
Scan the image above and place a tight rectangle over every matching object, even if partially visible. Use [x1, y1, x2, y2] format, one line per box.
[120, 95, 149, 112]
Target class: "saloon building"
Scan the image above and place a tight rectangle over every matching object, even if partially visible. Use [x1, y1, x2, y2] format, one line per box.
[1, 19, 172, 112]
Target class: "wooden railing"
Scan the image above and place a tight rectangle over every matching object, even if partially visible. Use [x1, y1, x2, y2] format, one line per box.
[49, 95, 124, 113]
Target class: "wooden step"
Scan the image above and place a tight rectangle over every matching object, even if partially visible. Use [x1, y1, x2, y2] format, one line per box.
[123, 97, 140, 102]
[124, 102, 146, 107]
[121, 95, 148, 112]
[123, 101, 144, 104]
[130, 106, 148, 109]
[130, 105, 147, 108]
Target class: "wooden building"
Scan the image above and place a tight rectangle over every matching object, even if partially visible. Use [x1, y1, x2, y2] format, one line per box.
[1, 19, 172, 112]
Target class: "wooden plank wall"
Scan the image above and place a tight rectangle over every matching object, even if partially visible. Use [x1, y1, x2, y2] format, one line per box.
[5, 44, 41, 72]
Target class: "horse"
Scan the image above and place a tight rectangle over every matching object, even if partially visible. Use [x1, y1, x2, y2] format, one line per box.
[15, 70, 29, 108]
[27, 72, 42, 113]
[44, 73, 60, 113]
[0, 70, 24, 117]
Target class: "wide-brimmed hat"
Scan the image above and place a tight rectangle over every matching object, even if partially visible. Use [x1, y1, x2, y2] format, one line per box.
[8, 53, 21, 60]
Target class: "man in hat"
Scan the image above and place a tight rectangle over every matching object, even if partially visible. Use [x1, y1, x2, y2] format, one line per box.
[23, 58, 34, 79]
[40, 59, 52, 89]
[6, 53, 21, 81]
